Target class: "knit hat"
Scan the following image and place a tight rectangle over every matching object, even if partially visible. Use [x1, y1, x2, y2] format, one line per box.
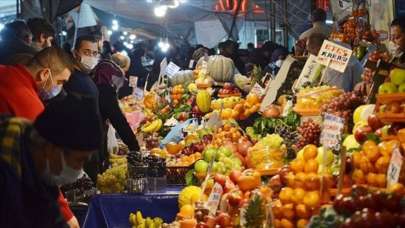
[34, 93, 102, 151]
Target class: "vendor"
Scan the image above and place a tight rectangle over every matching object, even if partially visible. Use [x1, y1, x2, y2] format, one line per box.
[299, 8, 332, 40]
[0, 93, 102, 228]
[306, 33, 363, 91]
[389, 16, 405, 67]
[93, 53, 140, 167]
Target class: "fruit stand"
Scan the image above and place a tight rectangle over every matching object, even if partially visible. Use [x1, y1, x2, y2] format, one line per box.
[75, 4, 405, 228]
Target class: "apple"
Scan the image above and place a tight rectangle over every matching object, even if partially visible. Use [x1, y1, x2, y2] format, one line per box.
[390, 101, 401, 113]
[390, 68, 405, 85]
[354, 125, 373, 143]
[203, 148, 217, 162]
[217, 146, 233, 158]
[399, 84, 405, 93]
[204, 215, 216, 228]
[367, 114, 384, 131]
[224, 179, 236, 193]
[229, 170, 241, 183]
[215, 212, 231, 228]
[194, 160, 209, 174]
[378, 82, 398, 94]
[214, 174, 227, 187]
[228, 190, 242, 207]
[223, 83, 233, 90]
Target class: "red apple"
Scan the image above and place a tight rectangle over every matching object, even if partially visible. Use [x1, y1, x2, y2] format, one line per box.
[214, 174, 226, 187]
[367, 114, 384, 131]
[354, 125, 373, 143]
[268, 174, 282, 192]
[228, 190, 242, 207]
[278, 165, 290, 185]
[216, 212, 231, 228]
[229, 170, 241, 183]
[204, 215, 216, 228]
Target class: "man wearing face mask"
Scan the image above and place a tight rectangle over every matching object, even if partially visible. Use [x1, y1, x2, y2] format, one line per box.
[93, 53, 140, 172]
[27, 17, 55, 52]
[0, 47, 72, 120]
[0, 93, 102, 228]
[389, 16, 405, 67]
[63, 35, 100, 99]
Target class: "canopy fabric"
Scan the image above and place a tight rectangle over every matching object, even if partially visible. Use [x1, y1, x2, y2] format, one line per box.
[85, 0, 311, 43]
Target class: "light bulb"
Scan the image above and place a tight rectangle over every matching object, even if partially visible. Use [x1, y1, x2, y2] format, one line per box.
[154, 5, 167, 17]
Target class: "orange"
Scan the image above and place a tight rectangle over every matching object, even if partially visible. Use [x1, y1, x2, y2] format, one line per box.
[366, 172, 377, 186]
[352, 152, 362, 169]
[304, 159, 319, 173]
[296, 204, 311, 219]
[280, 218, 294, 228]
[362, 140, 377, 151]
[281, 203, 295, 220]
[303, 145, 318, 161]
[290, 159, 305, 174]
[297, 219, 309, 228]
[379, 140, 400, 157]
[295, 172, 306, 188]
[246, 93, 260, 105]
[179, 218, 197, 228]
[274, 219, 282, 228]
[375, 156, 390, 174]
[359, 157, 372, 173]
[352, 169, 365, 184]
[166, 142, 184, 155]
[376, 174, 386, 188]
[305, 173, 320, 191]
[388, 183, 405, 195]
[285, 172, 296, 188]
[303, 191, 320, 208]
[279, 187, 294, 204]
[291, 188, 306, 204]
[178, 205, 195, 219]
[272, 200, 283, 219]
[365, 144, 381, 163]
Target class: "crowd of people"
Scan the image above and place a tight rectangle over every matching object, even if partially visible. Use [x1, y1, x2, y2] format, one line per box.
[0, 7, 405, 227]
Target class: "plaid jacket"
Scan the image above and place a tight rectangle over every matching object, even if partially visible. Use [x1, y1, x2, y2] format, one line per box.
[0, 116, 67, 228]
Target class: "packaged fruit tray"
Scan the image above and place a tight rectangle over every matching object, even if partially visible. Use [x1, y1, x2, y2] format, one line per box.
[292, 107, 321, 116]
[375, 93, 405, 123]
[166, 165, 192, 186]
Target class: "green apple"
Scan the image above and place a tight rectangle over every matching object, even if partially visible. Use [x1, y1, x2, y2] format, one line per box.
[194, 160, 208, 174]
[399, 83, 405, 93]
[390, 68, 405, 85]
[217, 147, 233, 157]
[203, 148, 217, 162]
[378, 82, 398, 94]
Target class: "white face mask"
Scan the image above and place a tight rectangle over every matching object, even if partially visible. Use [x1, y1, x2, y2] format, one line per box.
[388, 41, 403, 57]
[38, 71, 63, 101]
[42, 151, 84, 186]
[81, 55, 99, 70]
[275, 59, 284, 68]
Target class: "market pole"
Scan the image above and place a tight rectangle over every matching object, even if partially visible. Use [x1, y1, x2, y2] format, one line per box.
[271, 0, 276, 42]
[283, 0, 288, 48]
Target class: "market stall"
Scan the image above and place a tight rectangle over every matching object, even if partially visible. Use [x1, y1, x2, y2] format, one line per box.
[56, 2, 405, 228]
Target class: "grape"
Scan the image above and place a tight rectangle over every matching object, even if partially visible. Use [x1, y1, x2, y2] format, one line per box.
[294, 119, 321, 150]
[320, 91, 364, 122]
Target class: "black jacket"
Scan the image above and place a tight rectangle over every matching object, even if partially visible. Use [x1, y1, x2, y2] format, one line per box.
[0, 38, 36, 65]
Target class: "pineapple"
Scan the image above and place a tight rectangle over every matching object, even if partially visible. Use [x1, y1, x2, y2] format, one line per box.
[244, 194, 266, 228]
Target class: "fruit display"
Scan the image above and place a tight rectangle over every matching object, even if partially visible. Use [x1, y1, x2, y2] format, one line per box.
[218, 82, 241, 97]
[246, 134, 286, 175]
[294, 86, 343, 114]
[171, 85, 186, 106]
[320, 91, 364, 121]
[210, 93, 260, 120]
[129, 211, 164, 228]
[97, 164, 127, 193]
[196, 89, 211, 113]
[294, 119, 321, 150]
[206, 55, 235, 83]
[141, 119, 163, 133]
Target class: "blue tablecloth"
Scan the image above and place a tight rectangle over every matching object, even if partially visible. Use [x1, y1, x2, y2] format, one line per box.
[83, 186, 181, 228]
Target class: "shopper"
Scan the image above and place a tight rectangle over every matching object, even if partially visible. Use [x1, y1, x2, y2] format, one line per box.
[128, 47, 149, 89]
[219, 40, 246, 75]
[306, 33, 363, 92]
[389, 16, 405, 67]
[299, 8, 332, 40]
[0, 47, 73, 120]
[27, 17, 55, 52]
[0, 93, 102, 228]
[94, 53, 140, 163]
[63, 35, 99, 98]
[0, 20, 36, 64]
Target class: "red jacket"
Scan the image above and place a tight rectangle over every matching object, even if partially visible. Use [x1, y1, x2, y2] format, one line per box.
[0, 64, 74, 221]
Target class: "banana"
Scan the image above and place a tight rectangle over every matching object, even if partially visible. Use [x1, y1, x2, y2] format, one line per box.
[129, 213, 137, 226]
[141, 119, 162, 133]
[136, 211, 144, 225]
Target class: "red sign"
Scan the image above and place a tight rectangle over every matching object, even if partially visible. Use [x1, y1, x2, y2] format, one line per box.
[214, 0, 263, 14]
[316, 0, 330, 11]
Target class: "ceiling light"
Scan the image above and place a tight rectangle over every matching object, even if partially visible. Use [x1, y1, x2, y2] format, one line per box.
[154, 5, 167, 17]
[129, 34, 136, 40]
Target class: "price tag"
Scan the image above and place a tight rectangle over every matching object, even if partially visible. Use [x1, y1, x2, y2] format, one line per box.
[316, 40, 353, 73]
[205, 183, 223, 215]
[129, 76, 138, 88]
[249, 83, 265, 98]
[188, 59, 195, 69]
[165, 62, 181, 78]
[281, 99, 293, 117]
[387, 148, 403, 188]
[320, 113, 345, 151]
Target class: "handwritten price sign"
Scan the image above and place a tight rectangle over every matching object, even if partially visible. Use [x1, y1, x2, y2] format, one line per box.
[387, 148, 403, 188]
[320, 113, 345, 151]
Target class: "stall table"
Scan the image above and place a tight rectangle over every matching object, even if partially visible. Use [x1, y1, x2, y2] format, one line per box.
[83, 186, 181, 228]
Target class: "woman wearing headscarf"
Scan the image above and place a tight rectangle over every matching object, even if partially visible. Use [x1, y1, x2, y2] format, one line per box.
[93, 53, 140, 166]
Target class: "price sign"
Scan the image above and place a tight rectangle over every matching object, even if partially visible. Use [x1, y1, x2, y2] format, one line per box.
[387, 147, 403, 188]
[294, 55, 319, 90]
[188, 59, 195, 69]
[165, 62, 181, 78]
[316, 40, 353, 73]
[320, 113, 345, 151]
[206, 183, 223, 215]
[250, 83, 265, 97]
